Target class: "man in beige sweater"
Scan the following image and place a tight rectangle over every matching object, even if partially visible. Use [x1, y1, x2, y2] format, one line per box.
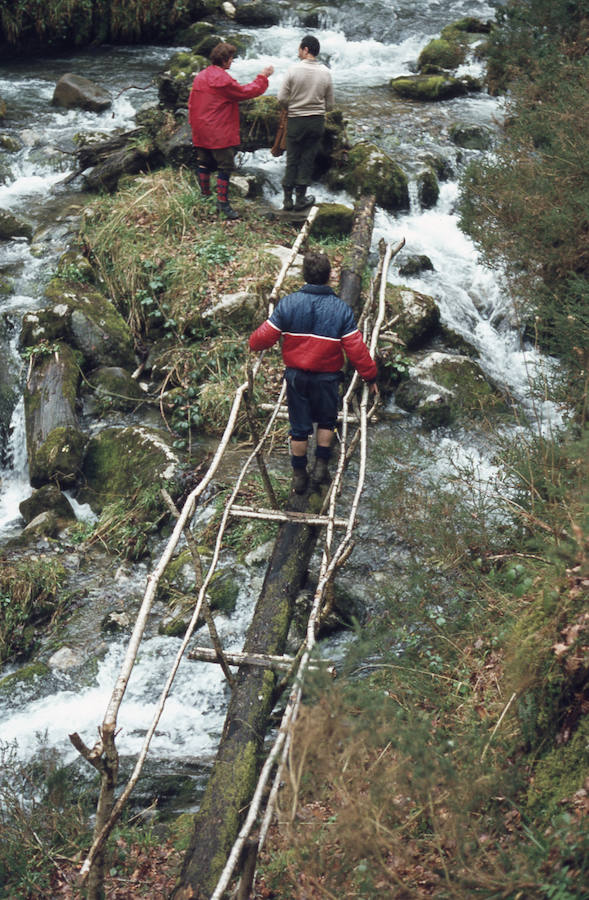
[278, 34, 334, 211]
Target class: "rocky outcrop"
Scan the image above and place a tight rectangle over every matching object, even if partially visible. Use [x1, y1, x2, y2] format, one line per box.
[23, 342, 86, 487]
[52, 74, 112, 113]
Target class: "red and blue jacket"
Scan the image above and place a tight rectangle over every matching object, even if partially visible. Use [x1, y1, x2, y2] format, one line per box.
[249, 284, 377, 382]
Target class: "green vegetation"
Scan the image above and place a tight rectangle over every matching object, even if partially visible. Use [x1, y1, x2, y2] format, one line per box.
[0, 557, 67, 663]
[256, 1, 589, 895]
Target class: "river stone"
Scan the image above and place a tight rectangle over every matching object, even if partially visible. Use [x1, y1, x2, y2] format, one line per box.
[0, 97, 5, 119]
[0, 133, 21, 152]
[19, 484, 76, 524]
[390, 73, 481, 101]
[22, 510, 59, 538]
[48, 646, 81, 671]
[78, 425, 181, 513]
[52, 73, 112, 113]
[384, 285, 441, 350]
[417, 168, 439, 209]
[449, 122, 493, 151]
[0, 208, 32, 241]
[233, 1, 280, 26]
[418, 37, 466, 72]
[84, 366, 146, 413]
[398, 255, 434, 277]
[327, 143, 409, 213]
[311, 203, 354, 237]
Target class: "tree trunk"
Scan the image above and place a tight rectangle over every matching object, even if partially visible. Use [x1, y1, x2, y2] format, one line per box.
[338, 195, 376, 316]
[172, 493, 318, 899]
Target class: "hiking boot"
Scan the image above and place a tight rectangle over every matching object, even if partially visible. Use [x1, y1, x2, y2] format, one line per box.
[294, 188, 315, 211]
[311, 458, 330, 489]
[217, 201, 239, 220]
[292, 467, 309, 494]
[282, 187, 294, 211]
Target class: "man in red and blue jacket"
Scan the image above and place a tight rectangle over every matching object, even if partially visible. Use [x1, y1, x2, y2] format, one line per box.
[249, 251, 378, 493]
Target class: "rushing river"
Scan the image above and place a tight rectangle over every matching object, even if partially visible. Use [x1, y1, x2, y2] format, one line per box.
[0, 0, 562, 803]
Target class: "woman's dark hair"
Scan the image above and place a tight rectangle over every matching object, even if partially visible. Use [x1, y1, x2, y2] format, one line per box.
[300, 34, 320, 57]
[303, 251, 331, 285]
[210, 42, 237, 66]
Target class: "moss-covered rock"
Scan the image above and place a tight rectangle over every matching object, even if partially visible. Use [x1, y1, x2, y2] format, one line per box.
[395, 351, 509, 427]
[417, 168, 439, 209]
[311, 202, 354, 237]
[233, 1, 280, 26]
[56, 249, 95, 283]
[0, 208, 32, 240]
[19, 484, 76, 525]
[418, 37, 466, 72]
[390, 73, 481, 101]
[78, 425, 181, 513]
[83, 366, 146, 413]
[158, 51, 209, 107]
[449, 122, 493, 151]
[22, 280, 135, 370]
[327, 143, 409, 212]
[384, 285, 441, 350]
[0, 133, 21, 152]
[398, 255, 434, 278]
[208, 570, 239, 615]
[0, 97, 6, 120]
[0, 662, 50, 695]
[239, 94, 281, 152]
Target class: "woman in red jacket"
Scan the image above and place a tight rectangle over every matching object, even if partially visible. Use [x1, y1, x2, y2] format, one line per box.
[188, 42, 273, 219]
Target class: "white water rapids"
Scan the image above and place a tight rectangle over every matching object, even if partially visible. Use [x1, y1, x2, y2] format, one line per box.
[0, 2, 564, 780]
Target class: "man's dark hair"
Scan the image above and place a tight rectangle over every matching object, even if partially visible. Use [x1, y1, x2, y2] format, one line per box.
[300, 34, 320, 57]
[210, 42, 237, 66]
[303, 251, 331, 285]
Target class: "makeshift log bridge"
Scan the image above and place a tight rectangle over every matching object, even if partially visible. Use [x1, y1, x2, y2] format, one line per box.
[70, 199, 405, 900]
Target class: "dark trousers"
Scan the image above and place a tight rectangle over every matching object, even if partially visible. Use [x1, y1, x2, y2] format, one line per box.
[283, 115, 324, 189]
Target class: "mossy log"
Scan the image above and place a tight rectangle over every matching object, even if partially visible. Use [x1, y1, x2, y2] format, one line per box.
[173, 494, 319, 899]
[24, 342, 86, 487]
[338, 195, 376, 316]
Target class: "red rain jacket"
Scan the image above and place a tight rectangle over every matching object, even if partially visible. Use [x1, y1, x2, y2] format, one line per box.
[188, 65, 269, 149]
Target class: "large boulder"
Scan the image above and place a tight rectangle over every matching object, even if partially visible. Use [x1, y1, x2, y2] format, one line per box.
[417, 168, 439, 209]
[327, 143, 409, 212]
[21, 280, 135, 370]
[157, 50, 208, 108]
[52, 73, 112, 113]
[384, 285, 441, 350]
[23, 342, 86, 487]
[390, 74, 481, 101]
[78, 425, 181, 513]
[82, 366, 147, 414]
[418, 38, 466, 72]
[311, 203, 355, 238]
[449, 122, 493, 151]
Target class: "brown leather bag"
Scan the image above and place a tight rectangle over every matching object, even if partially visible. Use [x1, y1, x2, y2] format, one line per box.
[271, 108, 287, 157]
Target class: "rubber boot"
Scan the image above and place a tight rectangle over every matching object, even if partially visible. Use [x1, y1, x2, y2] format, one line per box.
[292, 467, 309, 494]
[197, 166, 211, 197]
[216, 172, 239, 220]
[294, 186, 315, 211]
[311, 457, 330, 489]
[282, 186, 294, 211]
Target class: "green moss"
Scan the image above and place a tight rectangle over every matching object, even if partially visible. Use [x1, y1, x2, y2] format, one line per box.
[418, 37, 466, 71]
[169, 812, 195, 852]
[528, 716, 589, 814]
[390, 74, 475, 101]
[329, 143, 409, 212]
[208, 571, 239, 615]
[0, 661, 50, 693]
[311, 203, 354, 237]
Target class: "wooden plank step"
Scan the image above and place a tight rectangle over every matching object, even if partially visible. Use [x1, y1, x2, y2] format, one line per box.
[229, 505, 349, 528]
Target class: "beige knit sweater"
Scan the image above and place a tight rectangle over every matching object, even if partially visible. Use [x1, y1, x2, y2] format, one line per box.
[277, 58, 334, 117]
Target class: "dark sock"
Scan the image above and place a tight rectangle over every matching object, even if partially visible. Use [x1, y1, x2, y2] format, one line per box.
[291, 454, 308, 469]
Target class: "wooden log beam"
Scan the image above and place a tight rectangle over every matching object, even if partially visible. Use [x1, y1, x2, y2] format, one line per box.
[172, 494, 319, 899]
[229, 505, 349, 528]
[338, 195, 376, 316]
[187, 646, 335, 677]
